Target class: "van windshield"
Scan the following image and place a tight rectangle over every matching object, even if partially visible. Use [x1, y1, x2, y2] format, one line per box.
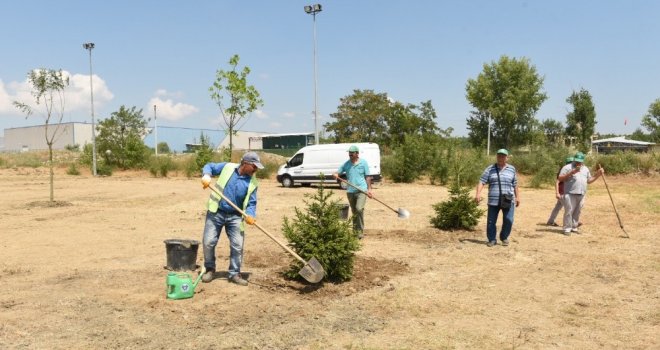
[289, 153, 304, 167]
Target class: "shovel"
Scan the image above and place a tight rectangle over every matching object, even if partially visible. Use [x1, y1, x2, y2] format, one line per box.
[207, 185, 325, 283]
[597, 164, 630, 238]
[337, 178, 410, 219]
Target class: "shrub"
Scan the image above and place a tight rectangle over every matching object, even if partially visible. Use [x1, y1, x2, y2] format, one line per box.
[255, 158, 278, 180]
[592, 151, 658, 175]
[429, 143, 487, 188]
[430, 185, 484, 230]
[64, 144, 80, 152]
[66, 163, 80, 175]
[96, 162, 113, 176]
[382, 134, 433, 183]
[282, 184, 359, 282]
[148, 156, 176, 177]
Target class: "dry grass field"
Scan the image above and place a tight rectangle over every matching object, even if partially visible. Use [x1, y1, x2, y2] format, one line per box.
[0, 166, 658, 349]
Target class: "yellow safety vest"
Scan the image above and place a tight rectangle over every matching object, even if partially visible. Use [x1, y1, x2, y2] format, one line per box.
[207, 163, 258, 230]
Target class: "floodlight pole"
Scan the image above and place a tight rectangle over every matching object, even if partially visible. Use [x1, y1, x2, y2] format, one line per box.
[83, 42, 97, 176]
[305, 4, 322, 145]
[154, 105, 158, 155]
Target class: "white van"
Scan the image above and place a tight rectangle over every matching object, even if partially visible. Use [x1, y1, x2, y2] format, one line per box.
[276, 143, 381, 188]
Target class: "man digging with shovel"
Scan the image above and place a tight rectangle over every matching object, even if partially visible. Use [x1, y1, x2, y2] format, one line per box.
[200, 152, 263, 286]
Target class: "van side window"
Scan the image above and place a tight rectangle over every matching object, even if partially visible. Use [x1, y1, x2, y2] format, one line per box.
[289, 153, 304, 167]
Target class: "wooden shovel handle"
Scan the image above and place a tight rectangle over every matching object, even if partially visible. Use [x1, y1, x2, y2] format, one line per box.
[207, 185, 306, 264]
[337, 177, 399, 214]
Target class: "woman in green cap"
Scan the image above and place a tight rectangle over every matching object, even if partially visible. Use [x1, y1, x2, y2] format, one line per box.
[546, 156, 574, 226]
[556, 152, 604, 235]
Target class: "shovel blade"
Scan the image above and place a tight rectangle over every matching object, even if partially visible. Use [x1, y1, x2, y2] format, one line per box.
[397, 208, 410, 219]
[298, 257, 325, 283]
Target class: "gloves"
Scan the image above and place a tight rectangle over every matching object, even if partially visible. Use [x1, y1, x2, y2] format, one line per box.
[201, 174, 212, 189]
[245, 215, 256, 225]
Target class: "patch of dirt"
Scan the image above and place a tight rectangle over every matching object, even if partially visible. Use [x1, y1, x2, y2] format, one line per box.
[26, 200, 73, 208]
[0, 168, 658, 349]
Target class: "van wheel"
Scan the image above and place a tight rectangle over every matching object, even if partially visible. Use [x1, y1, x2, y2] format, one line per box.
[339, 181, 348, 190]
[281, 176, 294, 188]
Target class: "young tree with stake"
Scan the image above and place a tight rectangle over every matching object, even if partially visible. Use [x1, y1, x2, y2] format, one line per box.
[13, 69, 70, 202]
[209, 54, 263, 157]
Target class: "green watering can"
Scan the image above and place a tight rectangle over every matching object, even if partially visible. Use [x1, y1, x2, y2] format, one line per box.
[166, 267, 205, 300]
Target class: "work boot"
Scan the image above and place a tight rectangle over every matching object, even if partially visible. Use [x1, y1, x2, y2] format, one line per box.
[501, 239, 510, 246]
[201, 269, 215, 283]
[229, 274, 248, 286]
[486, 240, 497, 247]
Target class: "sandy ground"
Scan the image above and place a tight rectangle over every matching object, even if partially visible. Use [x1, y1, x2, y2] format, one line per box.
[0, 167, 658, 349]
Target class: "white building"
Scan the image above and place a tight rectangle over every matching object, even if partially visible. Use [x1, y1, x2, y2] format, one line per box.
[3, 122, 94, 152]
[216, 130, 269, 151]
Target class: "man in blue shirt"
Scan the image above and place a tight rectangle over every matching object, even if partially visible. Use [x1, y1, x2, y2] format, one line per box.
[333, 145, 373, 239]
[474, 149, 520, 247]
[200, 151, 263, 286]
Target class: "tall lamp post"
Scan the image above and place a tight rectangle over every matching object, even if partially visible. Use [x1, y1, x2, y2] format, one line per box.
[304, 4, 322, 145]
[153, 105, 158, 155]
[83, 42, 97, 176]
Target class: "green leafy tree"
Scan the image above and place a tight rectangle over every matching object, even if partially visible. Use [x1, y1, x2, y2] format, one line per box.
[630, 128, 652, 142]
[96, 105, 151, 169]
[325, 89, 390, 143]
[466, 55, 547, 148]
[541, 119, 565, 146]
[641, 98, 660, 142]
[430, 185, 484, 230]
[209, 54, 263, 155]
[565, 88, 597, 152]
[157, 142, 170, 154]
[282, 184, 359, 282]
[465, 110, 489, 149]
[325, 89, 447, 147]
[194, 132, 214, 171]
[13, 69, 70, 202]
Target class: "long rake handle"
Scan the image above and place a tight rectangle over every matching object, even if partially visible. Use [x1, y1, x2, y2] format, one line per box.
[338, 178, 399, 214]
[208, 185, 307, 264]
[597, 164, 629, 238]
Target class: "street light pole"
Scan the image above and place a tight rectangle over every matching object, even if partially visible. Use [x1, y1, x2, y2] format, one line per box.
[154, 105, 158, 156]
[83, 42, 97, 176]
[304, 4, 322, 145]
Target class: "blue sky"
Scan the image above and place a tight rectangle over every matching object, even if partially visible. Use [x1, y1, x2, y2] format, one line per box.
[1, 1, 658, 150]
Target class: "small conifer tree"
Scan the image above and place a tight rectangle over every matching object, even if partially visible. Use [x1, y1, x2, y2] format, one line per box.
[282, 184, 360, 282]
[430, 185, 485, 230]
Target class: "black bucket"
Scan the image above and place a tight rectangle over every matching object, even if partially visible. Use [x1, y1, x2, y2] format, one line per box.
[334, 203, 350, 220]
[164, 239, 200, 271]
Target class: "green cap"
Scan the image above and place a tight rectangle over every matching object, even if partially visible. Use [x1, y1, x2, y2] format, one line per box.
[574, 152, 585, 162]
[348, 145, 359, 152]
[496, 148, 509, 155]
[565, 157, 574, 164]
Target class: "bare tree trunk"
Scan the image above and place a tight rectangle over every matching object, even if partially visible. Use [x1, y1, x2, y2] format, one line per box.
[48, 144, 54, 202]
[228, 125, 234, 160]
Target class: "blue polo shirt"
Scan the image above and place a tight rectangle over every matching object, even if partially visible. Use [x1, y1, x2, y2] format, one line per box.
[479, 164, 517, 206]
[338, 159, 370, 193]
